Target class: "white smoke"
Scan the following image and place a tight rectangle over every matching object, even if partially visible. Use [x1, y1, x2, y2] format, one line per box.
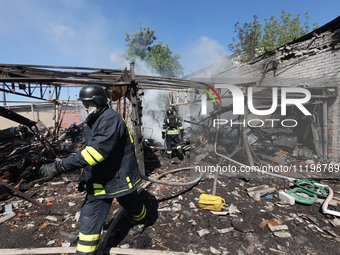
[110, 50, 131, 70]
[109, 43, 235, 144]
[142, 89, 169, 143]
[110, 51, 169, 144]
[110, 51, 160, 76]
[182, 36, 229, 76]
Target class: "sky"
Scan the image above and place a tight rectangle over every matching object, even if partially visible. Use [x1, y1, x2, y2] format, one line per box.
[1, 0, 339, 101]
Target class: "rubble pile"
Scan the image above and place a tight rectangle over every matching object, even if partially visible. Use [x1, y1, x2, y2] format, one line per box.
[0, 121, 340, 254]
[0, 123, 85, 199]
[106, 172, 340, 254]
[189, 112, 340, 181]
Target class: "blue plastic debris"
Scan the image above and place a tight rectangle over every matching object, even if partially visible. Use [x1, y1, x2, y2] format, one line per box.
[266, 195, 273, 199]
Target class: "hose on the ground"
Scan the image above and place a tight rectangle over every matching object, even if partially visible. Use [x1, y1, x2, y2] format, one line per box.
[141, 166, 204, 186]
[97, 167, 202, 255]
[214, 124, 296, 181]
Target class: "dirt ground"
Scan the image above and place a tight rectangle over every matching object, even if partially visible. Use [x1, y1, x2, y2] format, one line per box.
[1, 149, 340, 254]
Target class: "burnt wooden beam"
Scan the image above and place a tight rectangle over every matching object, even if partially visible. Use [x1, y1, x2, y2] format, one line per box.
[0, 179, 51, 213]
[0, 106, 36, 127]
[129, 63, 145, 175]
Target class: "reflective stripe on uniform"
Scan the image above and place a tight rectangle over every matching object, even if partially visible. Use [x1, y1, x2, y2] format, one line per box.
[79, 232, 101, 242]
[122, 117, 134, 143]
[81, 146, 105, 166]
[77, 232, 101, 253]
[77, 243, 99, 253]
[93, 183, 106, 196]
[176, 146, 182, 150]
[126, 176, 133, 189]
[132, 204, 146, 221]
[81, 149, 96, 166]
[167, 130, 179, 135]
[86, 146, 105, 162]
[167, 150, 172, 154]
[92, 178, 141, 197]
[105, 178, 141, 196]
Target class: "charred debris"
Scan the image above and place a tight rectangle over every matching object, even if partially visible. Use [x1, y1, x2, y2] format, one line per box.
[1, 90, 340, 254]
[0, 121, 84, 200]
[1, 85, 339, 206]
[188, 86, 340, 181]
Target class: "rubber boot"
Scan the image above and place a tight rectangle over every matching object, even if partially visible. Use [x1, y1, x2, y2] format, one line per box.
[178, 148, 184, 160]
[166, 153, 172, 159]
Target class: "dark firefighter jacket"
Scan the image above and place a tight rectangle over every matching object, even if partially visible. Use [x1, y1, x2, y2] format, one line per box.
[62, 105, 141, 201]
[162, 114, 184, 135]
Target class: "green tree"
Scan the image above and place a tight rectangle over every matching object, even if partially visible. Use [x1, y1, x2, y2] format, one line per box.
[123, 24, 156, 61]
[124, 24, 184, 77]
[229, 10, 319, 63]
[147, 42, 184, 77]
[228, 15, 262, 64]
[260, 10, 319, 52]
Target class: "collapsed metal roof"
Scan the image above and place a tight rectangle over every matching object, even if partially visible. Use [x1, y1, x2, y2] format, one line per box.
[0, 63, 203, 102]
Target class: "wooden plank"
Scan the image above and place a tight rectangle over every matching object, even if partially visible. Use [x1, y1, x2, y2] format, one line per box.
[0, 247, 202, 255]
[0, 179, 51, 213]
[0, 247, 76, 255]
[129, 63, 145, 175]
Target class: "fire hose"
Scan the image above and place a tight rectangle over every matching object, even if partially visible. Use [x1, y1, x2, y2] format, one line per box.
[141, 167, 203, 186]
[213, 125, 340, 217]
[318, 183, 340, 217]
[97, 166, 203, 255]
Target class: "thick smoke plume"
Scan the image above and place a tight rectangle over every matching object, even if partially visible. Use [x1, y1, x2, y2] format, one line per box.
[110, 52, 170, 144]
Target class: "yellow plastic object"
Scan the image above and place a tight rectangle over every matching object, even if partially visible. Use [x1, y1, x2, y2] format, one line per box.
[198, 194, 225, 211]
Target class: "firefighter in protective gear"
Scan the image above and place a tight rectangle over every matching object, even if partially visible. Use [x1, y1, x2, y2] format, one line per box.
[162, 109, 184, 160]
[39, 85, 147, 255]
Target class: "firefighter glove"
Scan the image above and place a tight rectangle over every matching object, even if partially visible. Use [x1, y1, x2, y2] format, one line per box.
[39, 158, 65, 181]
[162, 132, 165, 140]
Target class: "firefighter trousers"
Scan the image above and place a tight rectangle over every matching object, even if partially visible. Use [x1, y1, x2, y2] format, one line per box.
[76, 190, 146, 255]
[166, 134, 182, 156]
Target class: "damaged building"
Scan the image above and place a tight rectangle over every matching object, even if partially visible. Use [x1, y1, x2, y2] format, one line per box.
[0, 15, 340, 255]
[183, 15, 340, 171]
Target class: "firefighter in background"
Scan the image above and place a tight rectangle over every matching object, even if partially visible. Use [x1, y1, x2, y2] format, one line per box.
[162, 109, 184, 159]
[39, 85, 147, 255]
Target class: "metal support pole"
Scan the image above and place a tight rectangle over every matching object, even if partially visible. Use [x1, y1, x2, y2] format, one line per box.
[31, 103, 35, 121]
[323, 99, 328, 159]
[243, 100, 254, 166]
[2, 83, 6, 106]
